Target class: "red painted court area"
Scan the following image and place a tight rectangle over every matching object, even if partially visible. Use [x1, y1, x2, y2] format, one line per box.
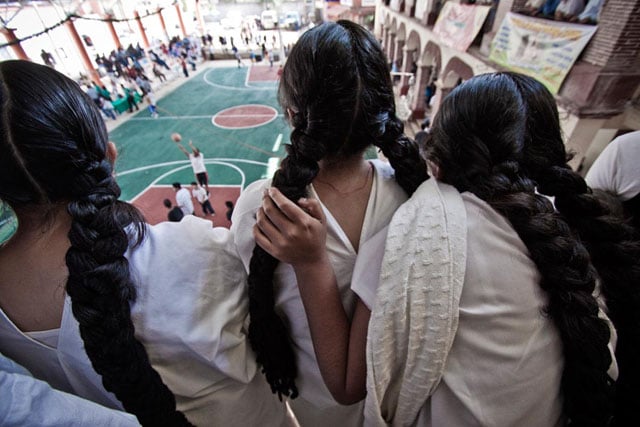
[213, 105, 278, 129]
[133, 186, 241, 227]
[248, 63, 281, 81]
[123, 63, 282, 228]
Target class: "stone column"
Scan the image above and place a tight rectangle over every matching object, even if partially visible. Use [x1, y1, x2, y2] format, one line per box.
[134, 11, 150, 49]
[0, 27, 28, 60]
[65, 19, 101, 83]
[429, 79, 446, 120]
[386, 33, 396, 63]
[194, 0, 206, 36]
[410, 63, 433, 119]
[400, 46, 415, 87]
[560, 116, 609, 171]
[157, 7, 170, 43]
[392, 39, 405, 69]
[105, 14, 121, 49]
[380, 25, 388, 49]
[175, 3, 187, 39]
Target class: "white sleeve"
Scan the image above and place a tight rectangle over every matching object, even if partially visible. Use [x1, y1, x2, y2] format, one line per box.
[350, 226, 389, 310]
[230, 179, 271, 272]
[0, 353, 140, 427]
[586, 132, 640, 201]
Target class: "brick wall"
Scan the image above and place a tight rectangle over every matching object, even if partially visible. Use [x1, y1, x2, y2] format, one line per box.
[503, 0, 640, 116]
[582, 0, 640, 70]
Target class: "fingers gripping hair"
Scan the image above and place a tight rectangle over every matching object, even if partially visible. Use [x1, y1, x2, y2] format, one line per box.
[245, 20, 427, 398]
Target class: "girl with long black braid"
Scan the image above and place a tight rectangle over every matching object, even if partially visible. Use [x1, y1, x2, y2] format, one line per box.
[512, 79, 640, 426]
[0, 60, 287, 426]
[231, 20, 426, 425]
[585, 131, 640, 232]
[260, 72, 620, 426]
[362, 72, 620, 426]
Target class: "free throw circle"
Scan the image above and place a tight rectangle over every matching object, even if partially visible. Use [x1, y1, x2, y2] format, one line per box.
[212, 104, 278, 129]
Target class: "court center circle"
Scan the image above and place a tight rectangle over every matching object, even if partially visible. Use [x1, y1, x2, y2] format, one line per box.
[212, 104, 278, 129]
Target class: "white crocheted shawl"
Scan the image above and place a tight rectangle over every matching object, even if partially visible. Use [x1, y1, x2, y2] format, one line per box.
[364, 178, 468, 426]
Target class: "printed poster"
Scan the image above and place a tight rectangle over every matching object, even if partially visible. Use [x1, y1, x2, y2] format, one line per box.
[432, 3, 491, 52]
[489, 12, 598, 94]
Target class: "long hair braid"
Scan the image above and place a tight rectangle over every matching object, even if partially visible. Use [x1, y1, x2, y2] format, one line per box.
[427, 72, 615, 426]
[508, 72, 640, 426]
[246, 124, 326, 399]
[0, 60, 191, 426]
[65, 165, 191, 426]
[373, 113, 428, 196]
[246, 20, 427, 398]
[337, 21, 428, 196]
[509, 72, 640, 425]
[539, 167, 640, 426]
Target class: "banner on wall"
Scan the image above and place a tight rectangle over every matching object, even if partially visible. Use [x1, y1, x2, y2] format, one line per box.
[489, 12, 597, 94]
[432, 3, 491, 52]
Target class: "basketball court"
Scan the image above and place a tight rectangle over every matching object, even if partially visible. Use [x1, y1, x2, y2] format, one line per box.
[109, 60, 289, 227]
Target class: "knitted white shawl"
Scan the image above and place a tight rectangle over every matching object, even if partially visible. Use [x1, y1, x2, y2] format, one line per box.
[364, 178, 467, 426]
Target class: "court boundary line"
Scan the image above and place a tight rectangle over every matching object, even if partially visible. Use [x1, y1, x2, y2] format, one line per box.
[212, 104, 279, 130]
[126, 158, 268, 203]
[203, 67, 277, 91]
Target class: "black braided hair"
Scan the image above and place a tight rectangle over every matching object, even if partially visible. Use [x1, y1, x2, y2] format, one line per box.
[425, 72, 615, 426]
[246, 20, 427, 398]
[0, 60, 192, 426]
[508, 72, 640, 426]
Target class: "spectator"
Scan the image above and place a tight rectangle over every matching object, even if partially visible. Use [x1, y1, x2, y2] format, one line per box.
[554, 0, 585, 20]
[232, 20, 426, 425]
[172, 182, 194, 216]
[575, 0, 604, 23]
[163, 198, 184, 222]
[0, 60, 287, 426]
[191, 181, 215, 217]
[225, 200, 234, 222]
[586, 131, 640, 232]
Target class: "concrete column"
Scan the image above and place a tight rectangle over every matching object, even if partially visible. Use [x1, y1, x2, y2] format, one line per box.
[157, 7, 170, 42]
[400, 46, 414, 87]
[194, 0, 206, 36]
[429, 79, 446, 120]
[410, 63, 433, 119]
[175, 3, 187, 39]
[105, 14, 121, 49]
[134, 11, 150, 49]
[0, 27, 29, 60]
[560, 115, 608, 171]
[392, 39, 405, 69]
[387, 33, 396, 63]
[65, 19, 101, 83]
[405, 0, 415, 17]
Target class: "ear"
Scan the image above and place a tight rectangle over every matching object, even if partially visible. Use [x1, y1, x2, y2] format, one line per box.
[428, 160, 441, 179]
[106, 141, 118, 164]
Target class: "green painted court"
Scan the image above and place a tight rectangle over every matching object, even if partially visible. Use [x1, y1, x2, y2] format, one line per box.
[110, 62, 290, 227]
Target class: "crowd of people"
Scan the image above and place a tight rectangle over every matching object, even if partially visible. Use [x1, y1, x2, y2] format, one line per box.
[522, 0, 604, 24]
[1, 18, 639, 427]
[84, 36, 206, 122]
